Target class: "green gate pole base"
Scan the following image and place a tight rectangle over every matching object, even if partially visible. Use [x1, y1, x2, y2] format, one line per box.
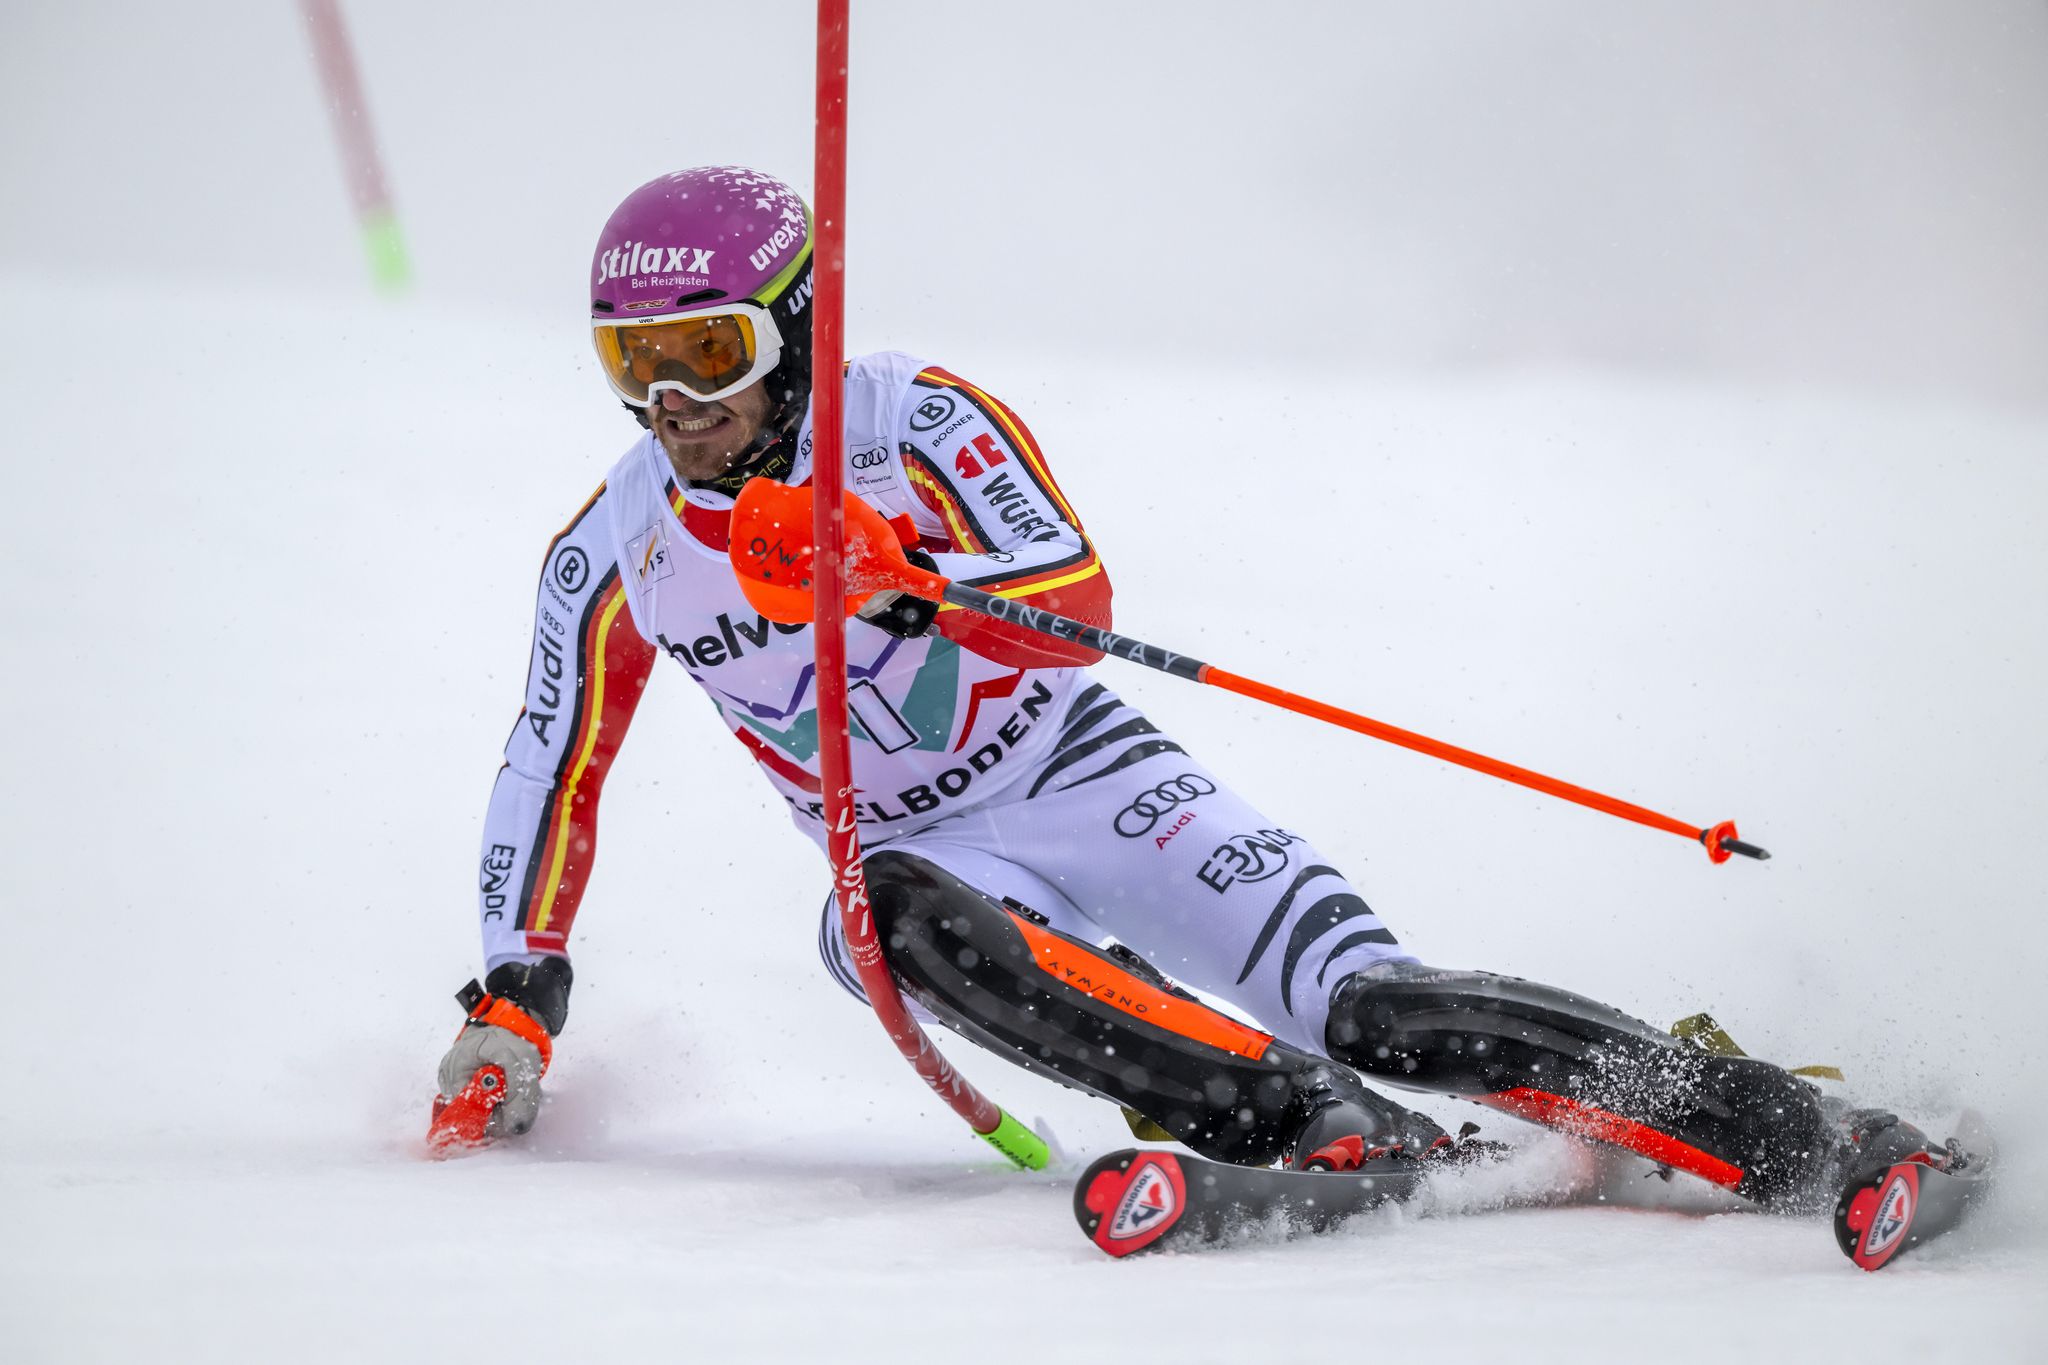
[361, 208, 412, 294]
[978, 1108, 1050, 1170]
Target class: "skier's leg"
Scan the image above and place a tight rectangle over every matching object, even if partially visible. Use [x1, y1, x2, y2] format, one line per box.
[967, 685, 1844, 1203]
[1323, 962, 1839, 1205]
[820, 839, 1441, 1167]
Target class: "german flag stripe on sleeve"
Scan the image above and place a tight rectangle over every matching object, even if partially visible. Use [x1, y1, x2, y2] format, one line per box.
[913, 366, 1083, 529]
[515, 567, 647, 936]
[900, 445, 995, 552]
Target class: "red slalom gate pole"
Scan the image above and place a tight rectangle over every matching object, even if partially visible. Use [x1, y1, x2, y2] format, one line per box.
[807, 0, 1047, 1169]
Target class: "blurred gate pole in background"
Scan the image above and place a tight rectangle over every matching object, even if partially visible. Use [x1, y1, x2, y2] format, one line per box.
[299, 0, 412, 293]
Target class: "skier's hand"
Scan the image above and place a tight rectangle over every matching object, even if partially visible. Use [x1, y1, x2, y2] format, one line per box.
[427, 980, 557, 1155]
[855, 547, 941, 638]
[730, 479, 950, 626]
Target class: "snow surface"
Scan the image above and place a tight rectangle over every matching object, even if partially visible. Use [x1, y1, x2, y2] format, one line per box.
[3, 274, 2044, 1361]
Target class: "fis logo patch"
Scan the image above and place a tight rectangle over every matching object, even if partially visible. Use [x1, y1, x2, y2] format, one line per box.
[627, 524, 673, 584]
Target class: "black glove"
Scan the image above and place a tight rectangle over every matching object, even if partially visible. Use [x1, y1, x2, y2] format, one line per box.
[855, 547, 941, 639]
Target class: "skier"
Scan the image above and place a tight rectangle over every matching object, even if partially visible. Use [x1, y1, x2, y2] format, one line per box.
[432, 166, 1931, 1208]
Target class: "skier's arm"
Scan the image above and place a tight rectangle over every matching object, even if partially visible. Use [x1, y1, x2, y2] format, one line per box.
[895, 366, 1111, 667]
[434, 485, 654, 1152]
[477, 482, 657, 984]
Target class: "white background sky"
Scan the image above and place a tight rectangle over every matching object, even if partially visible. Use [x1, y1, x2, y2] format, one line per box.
[5, 0, 2044, 404]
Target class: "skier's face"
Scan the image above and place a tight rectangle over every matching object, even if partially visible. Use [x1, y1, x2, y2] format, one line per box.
[649, 381, 774, 482]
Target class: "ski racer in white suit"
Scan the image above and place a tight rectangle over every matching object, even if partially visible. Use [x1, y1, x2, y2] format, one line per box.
[434, 167, 1914, 1206]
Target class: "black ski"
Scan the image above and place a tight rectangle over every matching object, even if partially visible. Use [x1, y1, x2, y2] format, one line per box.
[1832, 1113, 1996, 1271]
[1073, 1147, 1428, 1257]
[1079, 1114, 1997, 1266]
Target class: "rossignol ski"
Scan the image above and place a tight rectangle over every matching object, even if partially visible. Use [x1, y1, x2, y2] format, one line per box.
[1074, 1147, 1435, 1257]
[1832, 1111, 1995, 1271]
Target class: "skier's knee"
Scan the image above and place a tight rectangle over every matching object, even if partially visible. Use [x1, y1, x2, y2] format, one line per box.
[863, 850, 1017, 1003]
[860, 850, 1336, 1167]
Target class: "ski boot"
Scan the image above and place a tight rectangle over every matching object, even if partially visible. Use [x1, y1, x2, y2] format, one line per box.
[1284, 1062, 1442, 1171]
[1326, 962, 1838, 1206]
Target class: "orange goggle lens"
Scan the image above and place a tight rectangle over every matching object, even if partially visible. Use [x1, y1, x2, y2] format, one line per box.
[595, 313, 762, 401]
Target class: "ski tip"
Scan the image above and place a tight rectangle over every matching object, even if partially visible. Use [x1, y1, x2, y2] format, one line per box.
[1836, 1161, 1921, 1271]
[1075, 1149, 1187, 1258]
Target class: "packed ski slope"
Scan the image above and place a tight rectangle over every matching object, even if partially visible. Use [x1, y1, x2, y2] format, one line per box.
[2, 275, 2044, 1360]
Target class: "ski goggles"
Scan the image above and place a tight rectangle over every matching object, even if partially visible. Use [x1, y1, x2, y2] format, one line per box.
[591, 301, 785, 406]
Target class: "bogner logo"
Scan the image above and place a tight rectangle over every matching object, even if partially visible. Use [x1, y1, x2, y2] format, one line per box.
[908, 393, 955, 432]
[657, 612, 806, 670]
[596, 241, 715, 284]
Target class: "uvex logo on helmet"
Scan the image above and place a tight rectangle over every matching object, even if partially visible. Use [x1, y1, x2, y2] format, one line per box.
[749, 219, 805, 274]
[596, 241, 716, 285]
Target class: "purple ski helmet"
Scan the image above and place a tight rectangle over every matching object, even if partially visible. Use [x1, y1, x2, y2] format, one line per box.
[589, 166, 815, 446]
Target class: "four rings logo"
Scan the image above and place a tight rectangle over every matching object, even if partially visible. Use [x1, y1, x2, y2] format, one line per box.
[851, 445, 889, 469]
[908, 394, 956, 431]
[1113, 774, 1217, 838]
[553, 546, 590, 595]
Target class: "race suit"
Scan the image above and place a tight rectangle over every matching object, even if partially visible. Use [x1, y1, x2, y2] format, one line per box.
[477, 352, 1414, 1054]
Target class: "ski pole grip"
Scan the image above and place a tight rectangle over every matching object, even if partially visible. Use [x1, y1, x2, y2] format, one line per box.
[1701, 820, 1771, 864]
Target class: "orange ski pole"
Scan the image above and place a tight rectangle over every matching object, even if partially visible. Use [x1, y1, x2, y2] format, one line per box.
[967, 594, 1766, 864]
[1193, 667, 1764, 863]
[727, 483, 1769, 866]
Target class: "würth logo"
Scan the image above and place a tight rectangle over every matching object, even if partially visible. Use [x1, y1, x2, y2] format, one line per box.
[597, 241, 715, 284]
